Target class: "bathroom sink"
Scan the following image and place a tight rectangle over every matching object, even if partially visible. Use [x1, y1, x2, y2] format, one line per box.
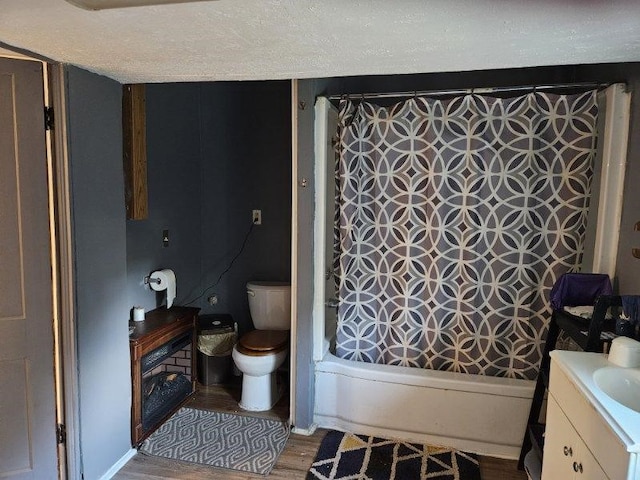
[593, 367, 640, 414]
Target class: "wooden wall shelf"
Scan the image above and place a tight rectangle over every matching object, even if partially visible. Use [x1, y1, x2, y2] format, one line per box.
[123, 83, 148, 220]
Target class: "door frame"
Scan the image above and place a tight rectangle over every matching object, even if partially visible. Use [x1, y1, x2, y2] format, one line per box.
[48, 63, 80, 480]
[289, 80, 298, 425]
[311, 97, 338, 362]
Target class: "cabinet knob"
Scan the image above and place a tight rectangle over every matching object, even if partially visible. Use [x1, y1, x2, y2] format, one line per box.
[563, 446, 573, 457]
[573, 461, 583, 473]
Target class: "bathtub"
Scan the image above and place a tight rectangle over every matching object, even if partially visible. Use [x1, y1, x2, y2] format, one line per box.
[311, 98, 536, 459]
[313, 350, 535, 459]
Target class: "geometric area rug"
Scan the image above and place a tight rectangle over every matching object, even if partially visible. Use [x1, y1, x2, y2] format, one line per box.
[306, 431, 481, 480]
[140, 407, 290, 475]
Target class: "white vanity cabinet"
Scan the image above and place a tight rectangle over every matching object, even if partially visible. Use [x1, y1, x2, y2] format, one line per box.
[541, 351, 640, 480]
[542, 396, 608, 479]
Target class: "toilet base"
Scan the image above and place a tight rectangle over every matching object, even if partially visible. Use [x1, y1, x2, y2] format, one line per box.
[238, 371, 283, 412]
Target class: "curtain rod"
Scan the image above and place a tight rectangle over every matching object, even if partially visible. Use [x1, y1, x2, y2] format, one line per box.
[326, 82, 609, 101]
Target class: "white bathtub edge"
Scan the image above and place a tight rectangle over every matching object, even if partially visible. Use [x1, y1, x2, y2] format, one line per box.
[316, 351, 535, 398]
[314, 413, 521, 459]
[314, 351, 534, 460]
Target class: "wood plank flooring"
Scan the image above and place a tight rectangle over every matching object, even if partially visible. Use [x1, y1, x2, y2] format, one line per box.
[114, 378, 528, 479]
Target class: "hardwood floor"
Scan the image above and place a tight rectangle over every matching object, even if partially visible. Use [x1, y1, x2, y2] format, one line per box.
[114, 377, 528, 479]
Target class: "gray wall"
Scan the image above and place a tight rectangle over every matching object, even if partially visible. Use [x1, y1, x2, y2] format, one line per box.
[126, 84, 203, 313]
[66, 66, 131, 480]
[292, 79, 327, 430]
[198, 81, 292, 334]
[126, 80, 292, 334]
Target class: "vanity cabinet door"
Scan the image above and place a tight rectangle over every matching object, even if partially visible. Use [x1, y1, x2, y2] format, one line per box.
[542, 396, 608, 480]
[541, 395, 571, 478]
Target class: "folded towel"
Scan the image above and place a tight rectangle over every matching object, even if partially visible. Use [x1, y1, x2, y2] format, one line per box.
[563, 305, 612, 320]
[564, 305, 595, 319]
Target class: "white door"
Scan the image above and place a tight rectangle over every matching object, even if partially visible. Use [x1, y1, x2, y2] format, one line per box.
[0, 58, 58, 479]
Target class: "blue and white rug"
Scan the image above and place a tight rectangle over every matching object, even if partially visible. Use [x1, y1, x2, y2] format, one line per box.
[140, 407, 290, 475]
[307, 431, 481, 480]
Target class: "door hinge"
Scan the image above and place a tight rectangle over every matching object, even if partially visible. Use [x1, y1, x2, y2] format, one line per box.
[56, 423, 66, 444]
[44, 106, 54, 131]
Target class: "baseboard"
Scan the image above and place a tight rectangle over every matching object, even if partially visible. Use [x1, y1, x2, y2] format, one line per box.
[99, 448, 137, 480]
[291, 422, 318, 436]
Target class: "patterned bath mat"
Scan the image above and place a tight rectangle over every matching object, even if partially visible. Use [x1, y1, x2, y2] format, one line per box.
[140, 407, 289, 475]
[307, 431, 481, 480]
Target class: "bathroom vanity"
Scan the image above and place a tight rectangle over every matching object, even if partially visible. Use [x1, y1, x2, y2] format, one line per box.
[542, 350, 640, 479]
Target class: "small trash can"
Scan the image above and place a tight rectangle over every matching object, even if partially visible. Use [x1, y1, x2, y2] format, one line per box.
[524, 449, 541, 480]
[196, 314, 237, 386]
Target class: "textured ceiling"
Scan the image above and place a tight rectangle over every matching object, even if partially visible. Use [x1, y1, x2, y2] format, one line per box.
[1, 0, 639, 84]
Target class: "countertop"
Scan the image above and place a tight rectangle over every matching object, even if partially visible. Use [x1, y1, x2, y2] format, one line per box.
[550, 350, 640, 453]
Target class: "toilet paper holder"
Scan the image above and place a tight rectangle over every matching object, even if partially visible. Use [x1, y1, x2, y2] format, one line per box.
[145, 269, 177, 309]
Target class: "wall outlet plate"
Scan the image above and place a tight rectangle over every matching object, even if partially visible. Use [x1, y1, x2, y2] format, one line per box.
[252, 209, 262, 225]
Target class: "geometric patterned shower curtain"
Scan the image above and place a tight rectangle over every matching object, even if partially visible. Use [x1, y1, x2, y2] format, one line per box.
[334, 91, 598, 380]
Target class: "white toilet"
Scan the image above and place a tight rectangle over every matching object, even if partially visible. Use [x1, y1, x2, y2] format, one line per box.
[232, 281, 291, 411]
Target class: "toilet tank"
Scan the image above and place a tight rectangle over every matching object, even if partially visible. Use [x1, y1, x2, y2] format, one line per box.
[246, 281, 291, 330]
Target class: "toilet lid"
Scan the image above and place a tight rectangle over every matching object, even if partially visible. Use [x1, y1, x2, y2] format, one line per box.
[239, 330, 289, 352]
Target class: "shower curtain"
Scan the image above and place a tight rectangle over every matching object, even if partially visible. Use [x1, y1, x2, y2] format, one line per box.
[334, 91, 598, 380]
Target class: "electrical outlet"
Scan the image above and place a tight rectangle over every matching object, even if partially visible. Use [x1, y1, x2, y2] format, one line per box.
[252, 209, 262, 225]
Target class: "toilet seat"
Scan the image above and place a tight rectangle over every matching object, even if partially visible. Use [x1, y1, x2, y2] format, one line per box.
[236, 330, 289, 356]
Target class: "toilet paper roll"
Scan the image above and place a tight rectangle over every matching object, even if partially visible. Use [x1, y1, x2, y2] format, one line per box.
[132, 306, 145, 322]
[149, 269, 176, 308]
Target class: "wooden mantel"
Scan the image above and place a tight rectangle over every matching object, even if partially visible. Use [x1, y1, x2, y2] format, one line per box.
[123, 84, 148, 220]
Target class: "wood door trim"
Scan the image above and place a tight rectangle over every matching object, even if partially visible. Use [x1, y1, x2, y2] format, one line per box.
[48, 62, 79, 480]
